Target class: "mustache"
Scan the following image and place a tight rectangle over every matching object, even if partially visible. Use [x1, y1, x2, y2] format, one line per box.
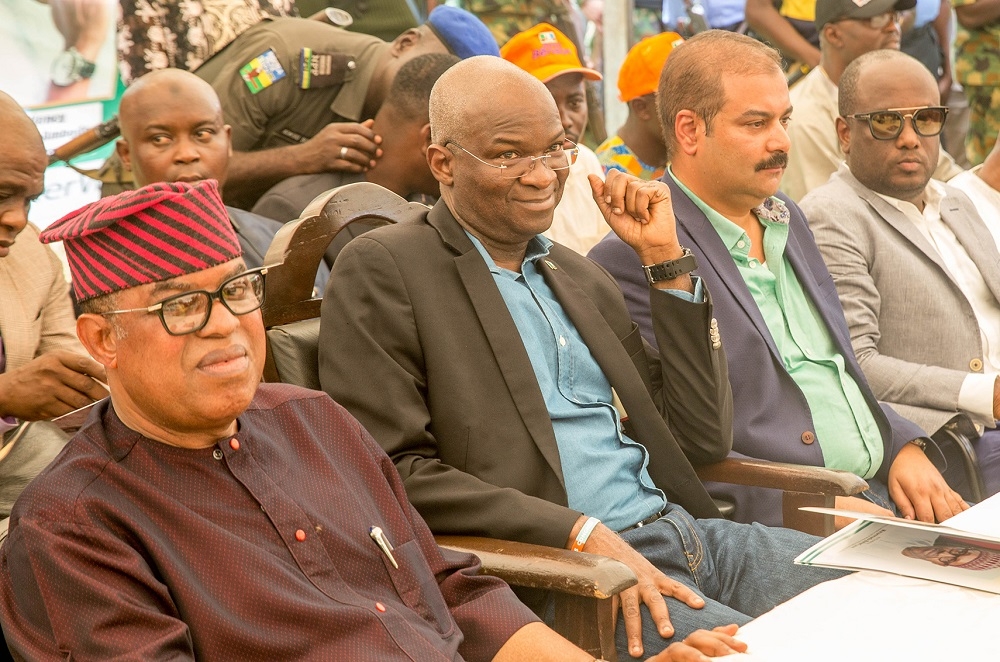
[754, 152, 789, 171]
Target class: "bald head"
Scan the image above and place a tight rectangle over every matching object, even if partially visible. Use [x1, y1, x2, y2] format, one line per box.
[0, 91, 47, 256]
[426, 56, 567, 258]
[839, 49, 934, 117]
[429, 56, 559, 146]
[0, 91, 44, 155]
[116, 68, 232, 187]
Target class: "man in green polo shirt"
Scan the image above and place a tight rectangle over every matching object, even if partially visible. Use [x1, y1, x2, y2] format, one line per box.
[589, 30, 966, 527]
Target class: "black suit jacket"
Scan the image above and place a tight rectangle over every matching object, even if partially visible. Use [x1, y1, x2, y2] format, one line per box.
[319, 199, 731, 551]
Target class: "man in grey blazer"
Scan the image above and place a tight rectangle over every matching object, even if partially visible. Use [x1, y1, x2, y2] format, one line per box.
[320, 55, 841, 660]
[802, 49, 1000, 498]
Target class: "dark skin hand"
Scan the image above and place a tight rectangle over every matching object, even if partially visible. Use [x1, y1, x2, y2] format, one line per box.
[568, 519, 706, 658]
[302, 118, 383, 173]
[0, 350, 107, 420]
[647, 625, 749, 661]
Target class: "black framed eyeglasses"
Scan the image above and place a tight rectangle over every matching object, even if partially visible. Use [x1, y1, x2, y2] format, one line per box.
[445, 140, 579, 179]
[845, 106, 949, 141]
[100, 268, 267, 336]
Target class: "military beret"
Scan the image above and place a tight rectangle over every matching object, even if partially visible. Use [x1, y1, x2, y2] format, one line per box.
[426, 6, 500, 59]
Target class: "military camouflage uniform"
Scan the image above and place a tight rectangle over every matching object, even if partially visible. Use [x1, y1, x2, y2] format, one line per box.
[952, 0, 1000, 166]
[194, 18, 385, 152]
[117, 0, 296, 85]
[458, 0, 574, 46]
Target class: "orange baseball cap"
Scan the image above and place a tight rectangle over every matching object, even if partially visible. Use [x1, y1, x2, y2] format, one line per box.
[500, 23, 602, 84]
[618, 32, 685, 102]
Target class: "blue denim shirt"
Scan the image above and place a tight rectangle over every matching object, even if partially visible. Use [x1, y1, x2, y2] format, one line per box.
[467, 233, 666, 531]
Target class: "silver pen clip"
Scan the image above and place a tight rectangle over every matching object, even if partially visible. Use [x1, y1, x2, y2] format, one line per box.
[369, 526, 398, 568]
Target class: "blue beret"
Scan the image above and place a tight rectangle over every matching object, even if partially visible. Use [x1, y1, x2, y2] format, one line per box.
[426, 6, 500, 59]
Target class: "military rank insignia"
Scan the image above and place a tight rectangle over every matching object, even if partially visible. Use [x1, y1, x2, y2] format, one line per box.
[239, 49, 286, 94]
[299, 48, 355, 89]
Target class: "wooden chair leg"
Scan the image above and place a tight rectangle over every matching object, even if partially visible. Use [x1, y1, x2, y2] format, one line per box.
[782, 491, 836, 537]
[553, 593, 618, 662]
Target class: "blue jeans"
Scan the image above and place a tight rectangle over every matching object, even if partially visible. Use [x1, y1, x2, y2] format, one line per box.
[614, 503, 846, 658]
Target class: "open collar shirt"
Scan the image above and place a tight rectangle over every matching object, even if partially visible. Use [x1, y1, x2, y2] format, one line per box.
[467, 232, 666, 531]
[872, 172, 1000, 425]
[670, 168, 884, 477]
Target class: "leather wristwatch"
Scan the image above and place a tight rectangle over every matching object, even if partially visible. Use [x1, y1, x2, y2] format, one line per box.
[642, 247, 697, 285]
[51, 47, 97, 87]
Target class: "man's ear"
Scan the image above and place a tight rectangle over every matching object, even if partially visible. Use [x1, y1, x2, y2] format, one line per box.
[390, 27, 422, 56]
[822, 23, 844, 49]
[76, 314, 119, 371]
[836, 116, 852, 155]
[426, 143, 454, 186]
[116, 138, 132, 170]
[419, 123, 432, 153]
[224, 124, 233, 157]
[631, 96, 655, 122]
[674, 109, 702, 156]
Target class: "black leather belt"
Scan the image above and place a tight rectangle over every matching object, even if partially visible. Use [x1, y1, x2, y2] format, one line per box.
[618, 509, 665, 534]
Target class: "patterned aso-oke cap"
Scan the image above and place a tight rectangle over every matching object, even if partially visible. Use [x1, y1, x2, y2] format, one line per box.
[39, 180, 242, 303]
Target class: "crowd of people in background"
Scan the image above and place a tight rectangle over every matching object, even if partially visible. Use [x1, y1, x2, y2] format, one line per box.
[1, 0, 999, 660]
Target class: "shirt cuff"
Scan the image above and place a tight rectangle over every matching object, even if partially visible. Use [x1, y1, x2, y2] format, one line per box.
[958, 372, 996, 428]
[662, 275, 704, 303]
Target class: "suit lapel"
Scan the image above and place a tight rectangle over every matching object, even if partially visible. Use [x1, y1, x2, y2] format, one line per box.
[667, 179, 783, 360]
[538, 259, 648, 408]
[840, 169, 956, 278]
[428, 202, 567, 486]
[938, 192, 1000, 304]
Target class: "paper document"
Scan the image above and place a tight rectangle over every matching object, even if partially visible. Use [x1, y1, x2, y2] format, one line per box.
[795, 494, 1000, 595]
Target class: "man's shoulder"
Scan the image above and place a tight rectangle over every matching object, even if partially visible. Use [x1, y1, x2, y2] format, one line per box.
[800, 170, 864, 209]
[3, 223, 59, 273]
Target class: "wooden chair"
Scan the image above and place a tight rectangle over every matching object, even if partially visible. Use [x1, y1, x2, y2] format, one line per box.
[260, 181, 868, 659]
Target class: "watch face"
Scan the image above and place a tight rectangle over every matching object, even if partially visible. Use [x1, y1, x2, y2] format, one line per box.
[50, 49, 95, 86]
[51, 50, 80, 86]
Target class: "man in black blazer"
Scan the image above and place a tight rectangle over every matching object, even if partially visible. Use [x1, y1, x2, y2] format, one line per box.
[319, 54, 840, 660]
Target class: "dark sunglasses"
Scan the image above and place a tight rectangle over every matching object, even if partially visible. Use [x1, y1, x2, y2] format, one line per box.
[845, 106, 949, 141]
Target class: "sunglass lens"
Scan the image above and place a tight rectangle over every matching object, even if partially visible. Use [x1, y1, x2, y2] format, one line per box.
[914, 108, 946, 136]
[869, 112, 902, 139]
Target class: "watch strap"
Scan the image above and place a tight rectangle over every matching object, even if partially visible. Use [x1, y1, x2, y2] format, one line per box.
[642, 247, 697, 285]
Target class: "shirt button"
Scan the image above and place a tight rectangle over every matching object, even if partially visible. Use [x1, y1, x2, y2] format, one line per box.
[295, 529, 307, 542]
[559, 336, 567, 346]
[970, 358, 984, 372]
[737, 240, 746, 249]
[375, 602, 386, 612]
[229, 438, 240, 450]
[212, 449, 223, 461]
[801, 431, 816, 444]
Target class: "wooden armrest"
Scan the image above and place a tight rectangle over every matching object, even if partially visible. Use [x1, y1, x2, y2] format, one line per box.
[698, 457, 869, 536]
[696, 457, 868, 496]
[436, 535, 636, 599]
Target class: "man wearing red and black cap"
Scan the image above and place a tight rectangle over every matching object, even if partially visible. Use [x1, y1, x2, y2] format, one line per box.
[0, 180, 627, 660]
[501, 23, 611, 255]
